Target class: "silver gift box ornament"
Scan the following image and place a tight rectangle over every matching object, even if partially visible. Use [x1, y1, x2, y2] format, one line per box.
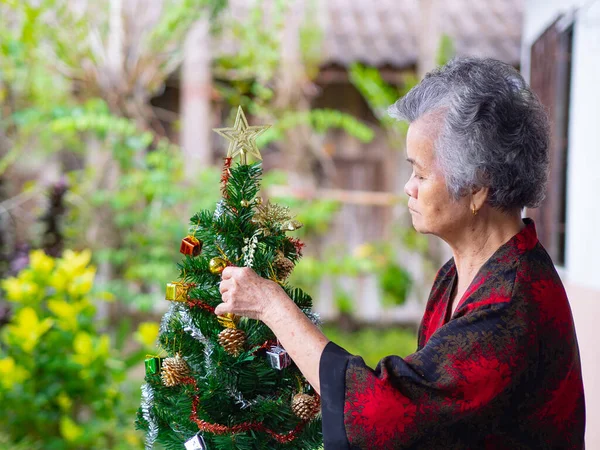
[266, 345, 291, 370]
[185, 434, 207, 450]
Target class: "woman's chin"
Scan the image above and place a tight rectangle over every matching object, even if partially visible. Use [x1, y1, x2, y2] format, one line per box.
[410, 217, 431, 235]
[410, 217, 423, 232]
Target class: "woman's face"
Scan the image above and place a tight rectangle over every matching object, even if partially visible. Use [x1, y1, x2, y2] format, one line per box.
[404, 117, 471, 239]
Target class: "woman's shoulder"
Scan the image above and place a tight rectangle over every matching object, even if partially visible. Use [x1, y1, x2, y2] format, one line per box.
[514, 243, 570, 309]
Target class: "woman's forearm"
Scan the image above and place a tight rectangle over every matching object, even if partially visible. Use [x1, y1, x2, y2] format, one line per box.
[262, 293, 330, 394]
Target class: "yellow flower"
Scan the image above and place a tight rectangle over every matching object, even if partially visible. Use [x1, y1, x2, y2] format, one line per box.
[60, 249, 92, 277]
[72, 331, 94, 367]
[68, 267, 96, 297]
[5, 307, 53, 353]
[71, 332, 111, 374]
[135, 322, 159, 347]
[47, 299, 85, 332]
[56, 392, 73, 412]
[49, 268, 69, 293]
[1, 277, 23, 302]
[1, 277, 41, 304]
[60, 416, 83, 442]
[0, 357, 29, 390]
[51, 250, 93, 293]
[29, 250, 55, 276]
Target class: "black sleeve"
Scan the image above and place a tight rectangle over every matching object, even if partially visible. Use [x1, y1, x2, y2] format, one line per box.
[319, 341, 352, 450]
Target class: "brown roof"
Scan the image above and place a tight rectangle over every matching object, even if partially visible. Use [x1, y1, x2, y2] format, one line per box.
[322, 0, 523, 68]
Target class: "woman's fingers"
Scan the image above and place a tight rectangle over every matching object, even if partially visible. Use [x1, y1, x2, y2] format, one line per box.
[214, 302, 230, 316]
[221, 266, 240, 280]
[218, 280, 228, 294]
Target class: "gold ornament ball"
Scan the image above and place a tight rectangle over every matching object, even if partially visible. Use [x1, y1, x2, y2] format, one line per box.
[254, 197, 263, 205]
[209, 257, 228, 275]
[291, 393, 321, 421]
[240, 199, 250, 207]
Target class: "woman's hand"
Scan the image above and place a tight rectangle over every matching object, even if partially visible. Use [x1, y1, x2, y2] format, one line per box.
[215, 266, 288, 321]
[217, 266, 329, 393]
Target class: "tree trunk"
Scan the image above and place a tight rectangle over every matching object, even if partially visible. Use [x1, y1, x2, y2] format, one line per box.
[181, 18, 213, 177]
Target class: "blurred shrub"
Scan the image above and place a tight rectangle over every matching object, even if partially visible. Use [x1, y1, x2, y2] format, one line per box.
[379, 262, 412, 308]
[0, 250, 145, 449]
[322, 324, 417, 368]
[0, 431, 42, 450]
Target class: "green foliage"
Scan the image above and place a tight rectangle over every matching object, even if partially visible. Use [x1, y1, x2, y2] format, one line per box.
[213, 0, 287, 98]
[288, 238, 416, 313]
[0, 250, 140, 449]
[148, 0, 228, 50]
[349, 63, 404, 128]
[0, 431, 42, 450]
[333, 286, 355, 316]
[322, 325, 417, 369]
[436, 34, 456, 67]
[379, 262, 412, 308]
[137, 161, 322, 449]
[4, 94, 225, 310]
[257, 109, 374, 147]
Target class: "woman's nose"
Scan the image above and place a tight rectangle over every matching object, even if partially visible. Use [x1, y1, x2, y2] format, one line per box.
[404, 177, 417, 199]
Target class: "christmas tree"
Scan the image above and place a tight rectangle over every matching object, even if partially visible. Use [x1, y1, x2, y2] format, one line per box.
[136, 107, 323, 450]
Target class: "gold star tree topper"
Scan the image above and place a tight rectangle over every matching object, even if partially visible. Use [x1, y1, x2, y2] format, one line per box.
[212, 106, 271, 165]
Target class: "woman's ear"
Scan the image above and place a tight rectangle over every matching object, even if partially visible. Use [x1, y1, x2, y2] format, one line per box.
[471, 186, 489, 211]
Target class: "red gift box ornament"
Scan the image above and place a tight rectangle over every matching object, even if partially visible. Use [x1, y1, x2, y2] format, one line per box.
[180, 235, 202, 257]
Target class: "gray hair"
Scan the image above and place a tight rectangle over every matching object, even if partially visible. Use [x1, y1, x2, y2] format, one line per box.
[389, 57, 550, 211]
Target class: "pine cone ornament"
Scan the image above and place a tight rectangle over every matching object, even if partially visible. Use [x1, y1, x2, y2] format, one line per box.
[291, 393, 320, 421]
[218, 328, 247, 356]
[274, 250, 295, 280]
[161, 353, 190, 387]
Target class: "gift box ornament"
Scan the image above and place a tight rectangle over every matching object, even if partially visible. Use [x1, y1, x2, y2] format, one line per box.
[180, 235, 202, 257]
[185, 433, 207, 450]
[165, 282, 191, 302]
[144, 357, 163, 375]
[266, 345, 291, 370]
[217, 312, 239, 329]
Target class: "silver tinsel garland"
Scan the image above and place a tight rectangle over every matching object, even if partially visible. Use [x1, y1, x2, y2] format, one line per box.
[159, 302, 178, 335]
[141, 383, 159, 449]
[178, 306, 215, 375]
[213, 199, 225, 219]
[304, 310, 323, 327]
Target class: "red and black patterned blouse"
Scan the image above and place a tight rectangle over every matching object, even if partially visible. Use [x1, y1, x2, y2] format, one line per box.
[319, 219, 585, 449]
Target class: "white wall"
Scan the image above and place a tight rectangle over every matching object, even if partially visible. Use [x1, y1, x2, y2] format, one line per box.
[522, 0, 600, 291]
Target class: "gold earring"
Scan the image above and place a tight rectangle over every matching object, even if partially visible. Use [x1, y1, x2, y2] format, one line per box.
[472, 206, 478, 216]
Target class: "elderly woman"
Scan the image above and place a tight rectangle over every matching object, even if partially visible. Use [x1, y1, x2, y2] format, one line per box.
[215, 58, 585, 449]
